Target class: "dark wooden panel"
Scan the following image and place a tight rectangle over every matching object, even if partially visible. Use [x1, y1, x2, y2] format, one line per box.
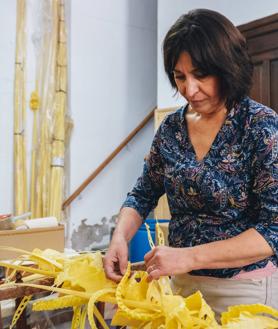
[238, 13, 278, 36]
[238, 13, 278, 109]
[252, 49, 278, 63]
[262, 61, 270, 105]
[270, 59, 278, 112]
[247, 30, 278, 55]
[243, 21, 278, 38]
[250, 61, 270, 105]
[250, 63, 263, 103]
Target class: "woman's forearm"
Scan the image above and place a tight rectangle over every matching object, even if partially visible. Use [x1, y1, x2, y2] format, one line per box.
[112, 207, 142, 242]
[192, 228, 274, 270]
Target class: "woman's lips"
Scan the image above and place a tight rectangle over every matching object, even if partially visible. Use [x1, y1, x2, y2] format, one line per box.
[190, 100, 206, 106]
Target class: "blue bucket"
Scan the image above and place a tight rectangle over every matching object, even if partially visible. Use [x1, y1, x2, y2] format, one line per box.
[129, 219, 170, 263]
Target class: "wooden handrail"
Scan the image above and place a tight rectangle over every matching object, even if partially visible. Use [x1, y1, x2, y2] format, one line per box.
[62, 107, 156, 209]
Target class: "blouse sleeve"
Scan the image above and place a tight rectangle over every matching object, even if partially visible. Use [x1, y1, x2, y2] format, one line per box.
[252, 114, 278, 258]
[122, 124, 166, 220]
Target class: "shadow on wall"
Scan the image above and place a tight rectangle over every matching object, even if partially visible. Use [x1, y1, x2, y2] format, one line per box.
[71, 215, 117, 251]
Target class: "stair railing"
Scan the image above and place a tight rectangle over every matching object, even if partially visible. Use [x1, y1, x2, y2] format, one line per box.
[62, 107, 156, 210]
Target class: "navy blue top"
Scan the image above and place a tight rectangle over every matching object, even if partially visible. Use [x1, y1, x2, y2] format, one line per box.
[122, 97, 278, 278]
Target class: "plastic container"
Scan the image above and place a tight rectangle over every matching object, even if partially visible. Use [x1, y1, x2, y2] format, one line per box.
[129, 219, 170, 263]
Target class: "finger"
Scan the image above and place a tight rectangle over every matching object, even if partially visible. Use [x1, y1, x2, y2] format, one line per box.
[146, 264, 155, 274]
[119, 256, 128, 275]
[144, 252, 156, 270]
[103, 256, 123, 282]
[107, 272, 123, 282]
[145, 255, 156, 270]
[115, 248, 128, 275]
[105, 264, 123, 282]
[144, 248, 155, 262]
[147, 269, 160, 282]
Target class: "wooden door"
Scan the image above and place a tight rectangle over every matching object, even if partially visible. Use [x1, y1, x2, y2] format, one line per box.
[238, 13, 278, 112]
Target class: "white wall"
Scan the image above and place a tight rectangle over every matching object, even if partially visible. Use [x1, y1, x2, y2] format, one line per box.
[69, 0, 157, 249]
[157, 0, 278, 108]
[0, 1, 16, 214]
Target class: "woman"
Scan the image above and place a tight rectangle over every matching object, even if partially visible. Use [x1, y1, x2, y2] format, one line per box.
[104, 9, 278, 316]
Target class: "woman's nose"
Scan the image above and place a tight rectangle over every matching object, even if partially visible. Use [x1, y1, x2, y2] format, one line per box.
[185, 78, 199, 98]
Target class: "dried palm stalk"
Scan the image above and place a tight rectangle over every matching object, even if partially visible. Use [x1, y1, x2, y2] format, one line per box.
[13, 0, 28, 216]
[30, 0, 70, 220]
[48, 0, 68, 221]
[30, 0, 58, 218]
[29, 91, 39, 216]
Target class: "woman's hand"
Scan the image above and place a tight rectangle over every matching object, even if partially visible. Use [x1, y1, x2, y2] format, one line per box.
[144, 246, 195, 281]
[103, 235, 128, 282]
[103, 207, 143, 282]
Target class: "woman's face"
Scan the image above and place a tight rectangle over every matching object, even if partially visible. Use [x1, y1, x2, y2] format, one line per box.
[173, 52, 225, 115]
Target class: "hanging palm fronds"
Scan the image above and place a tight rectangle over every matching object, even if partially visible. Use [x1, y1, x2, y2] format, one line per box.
[30, 0, 59, 219]
[49, 0, 68, 221]
[13, 0, 28, 216]
[29, 91, 39, 217]
[29, 0, 71, 220]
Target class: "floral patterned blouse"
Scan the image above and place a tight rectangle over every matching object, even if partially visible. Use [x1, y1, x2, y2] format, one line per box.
[122, 97, 278, 278]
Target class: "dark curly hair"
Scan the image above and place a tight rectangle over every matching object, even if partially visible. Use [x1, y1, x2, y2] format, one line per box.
[163, 9, 253, 110]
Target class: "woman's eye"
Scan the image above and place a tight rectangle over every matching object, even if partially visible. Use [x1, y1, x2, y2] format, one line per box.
[174, 75, 185, 81]
[194, 71, 207, 79]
